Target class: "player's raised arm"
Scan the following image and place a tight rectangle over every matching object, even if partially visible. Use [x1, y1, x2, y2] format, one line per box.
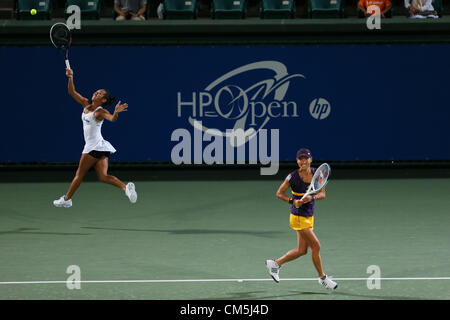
[95, 101, 128, 122]
[66, 68, 89, 107]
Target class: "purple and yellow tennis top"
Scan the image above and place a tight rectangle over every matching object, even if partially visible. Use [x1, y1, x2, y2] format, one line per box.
[286, 167, 317, 217]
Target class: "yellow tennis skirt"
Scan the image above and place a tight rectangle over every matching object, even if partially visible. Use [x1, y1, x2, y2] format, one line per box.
[289, 214, 314, 231]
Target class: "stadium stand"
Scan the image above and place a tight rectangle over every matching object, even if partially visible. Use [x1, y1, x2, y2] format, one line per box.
[260, 0, 296, 18]
[16, 0, 51, 19]
[162, 0, 198, 19]
[211, 0, 247, 19]
[308, 0, 344, 18]
[1, 0, 448, 19]
[0, 0, 15, 18]
[65, 0, 101, 20]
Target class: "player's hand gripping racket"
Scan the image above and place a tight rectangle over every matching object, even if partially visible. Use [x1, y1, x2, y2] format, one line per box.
[50, 23, 72, 69]
[296, 163, 331, 207]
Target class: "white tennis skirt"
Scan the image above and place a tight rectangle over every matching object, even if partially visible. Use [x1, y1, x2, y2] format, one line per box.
[82, 139, 116, 154]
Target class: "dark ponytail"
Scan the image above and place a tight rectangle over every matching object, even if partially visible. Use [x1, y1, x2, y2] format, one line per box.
[102, 90, 117, 107]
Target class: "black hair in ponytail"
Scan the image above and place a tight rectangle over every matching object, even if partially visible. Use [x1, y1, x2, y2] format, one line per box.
[102, 90, 117, 107]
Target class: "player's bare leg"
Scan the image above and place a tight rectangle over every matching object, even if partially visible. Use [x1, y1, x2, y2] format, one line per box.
[301, 228, 337, 289]
[54, 154, 98, 207]
[276, 230, 309, 266]
[94, 156, 126, 191]
[300, 228, 324, 277]
[65, 154, 99, 200]
[266, 231, 308, 283]
[93, 156, 137, 203]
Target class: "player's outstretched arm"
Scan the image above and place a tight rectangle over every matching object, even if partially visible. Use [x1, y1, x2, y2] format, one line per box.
[66, 68, 89, 107]
[95, 101, 128, 122]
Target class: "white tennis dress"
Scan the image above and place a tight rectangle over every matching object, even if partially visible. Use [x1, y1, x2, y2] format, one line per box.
[81, 106, 116, 154]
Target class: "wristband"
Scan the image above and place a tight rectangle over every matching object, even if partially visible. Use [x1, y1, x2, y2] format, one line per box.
[288, 198, 293, 204]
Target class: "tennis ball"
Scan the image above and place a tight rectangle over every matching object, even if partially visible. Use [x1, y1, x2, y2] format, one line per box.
[30, 9, 37, 15]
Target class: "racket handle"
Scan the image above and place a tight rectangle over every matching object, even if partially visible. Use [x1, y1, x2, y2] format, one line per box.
[294, 193, 307, 208]
[295, 193, 310, 208]
[65, 59, 71, 70]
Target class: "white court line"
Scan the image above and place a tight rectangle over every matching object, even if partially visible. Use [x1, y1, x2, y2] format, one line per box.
[1, 277, 450, 285]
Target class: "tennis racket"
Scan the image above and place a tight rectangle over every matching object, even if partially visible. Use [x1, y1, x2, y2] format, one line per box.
[50, 23, 72, 69]
[300, 163, 331, 201]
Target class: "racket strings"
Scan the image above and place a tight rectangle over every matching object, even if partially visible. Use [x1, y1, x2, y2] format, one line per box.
[312, 167, 329, 191]
[50, 25, 71, 48]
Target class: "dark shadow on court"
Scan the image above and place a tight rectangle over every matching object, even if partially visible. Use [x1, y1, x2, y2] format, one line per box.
[331, 291, 431, 300]
[0, 227, 90, 236]
[201, 289, 432, 300]
[202, 291, 266, 300]
[81, 226, 283, 238]
[201, 290, 329, 300]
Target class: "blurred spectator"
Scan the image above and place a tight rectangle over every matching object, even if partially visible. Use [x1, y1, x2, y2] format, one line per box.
[157, 0, 164, 19]
[358, 0, 392, 18]
[114, 0, 147, 21]
[405, 0, 438, 18]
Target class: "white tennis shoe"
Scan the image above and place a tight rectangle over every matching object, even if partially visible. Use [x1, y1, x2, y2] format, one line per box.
[125, 182, 137, 203]
[266, 259, 281, 283]
[319, 275, 338, 290]
[53, 195, 72, 208]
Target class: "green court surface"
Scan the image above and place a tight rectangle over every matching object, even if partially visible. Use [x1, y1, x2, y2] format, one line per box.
[0, 177, 449, 300]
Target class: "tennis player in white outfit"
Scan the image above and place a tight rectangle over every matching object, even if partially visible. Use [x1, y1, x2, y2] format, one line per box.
[53, 68, 137, 208]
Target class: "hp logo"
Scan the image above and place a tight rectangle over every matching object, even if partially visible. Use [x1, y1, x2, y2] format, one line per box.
[309, 98, 331, 120]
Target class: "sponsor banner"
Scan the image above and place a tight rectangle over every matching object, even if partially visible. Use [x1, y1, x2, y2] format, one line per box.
[1, 45, 449, 164]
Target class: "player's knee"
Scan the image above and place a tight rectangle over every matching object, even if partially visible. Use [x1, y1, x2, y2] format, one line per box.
[98, 175, 109, 183]
[311, 242, 321, 252]
[294, 248, 307, 257]
[299, 248, 308, 256]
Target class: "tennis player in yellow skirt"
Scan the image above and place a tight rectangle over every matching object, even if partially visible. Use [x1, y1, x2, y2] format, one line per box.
[265, 148, 338, 290]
